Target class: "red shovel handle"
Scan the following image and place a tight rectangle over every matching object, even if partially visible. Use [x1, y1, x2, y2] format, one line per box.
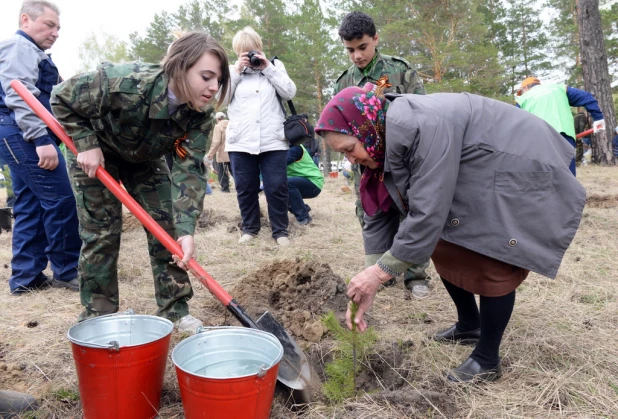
[576, 128, 593, 139]
[11, 79, 233, 306]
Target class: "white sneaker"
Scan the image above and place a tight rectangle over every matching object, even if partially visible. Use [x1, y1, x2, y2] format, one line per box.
[238, 234, 255, 244]
[175, 314, 203, 334]
[411, 284, 431, 299]
[276, 237, 290, 246]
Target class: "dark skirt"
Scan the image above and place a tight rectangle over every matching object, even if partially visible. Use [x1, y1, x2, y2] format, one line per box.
[431, 239, 530, 297]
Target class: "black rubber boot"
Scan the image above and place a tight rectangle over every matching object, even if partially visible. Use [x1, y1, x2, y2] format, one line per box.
[0, 390, 39, 418]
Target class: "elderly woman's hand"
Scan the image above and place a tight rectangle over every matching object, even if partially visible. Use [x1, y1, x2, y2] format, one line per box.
[345, 265, 393, 332]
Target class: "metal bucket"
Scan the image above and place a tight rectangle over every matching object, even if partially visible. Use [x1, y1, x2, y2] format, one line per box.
[67, 310, 174, 419]
[172, 327, 284, 419]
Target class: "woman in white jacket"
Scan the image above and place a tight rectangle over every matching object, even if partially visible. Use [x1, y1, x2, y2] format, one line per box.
[226, 27, 296, 245]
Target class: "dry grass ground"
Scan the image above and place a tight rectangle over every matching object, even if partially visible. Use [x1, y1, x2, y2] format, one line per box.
[1, 165, 617, 418]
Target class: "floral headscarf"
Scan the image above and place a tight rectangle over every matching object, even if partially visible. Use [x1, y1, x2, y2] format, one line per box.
[316, 83, 392, 216]
[316, 82, 389, 167]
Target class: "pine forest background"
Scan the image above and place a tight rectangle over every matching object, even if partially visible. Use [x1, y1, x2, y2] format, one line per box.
[77, 0, 618, 163]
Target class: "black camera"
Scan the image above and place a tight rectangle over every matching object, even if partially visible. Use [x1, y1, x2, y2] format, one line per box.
[247, 50, 262, 67]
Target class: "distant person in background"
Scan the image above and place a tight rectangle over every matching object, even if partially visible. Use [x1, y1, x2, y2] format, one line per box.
[51, 32, 230, 333]
[333, 10, 430, 297]
[0, 0, 81, 295]
[306, 136, 321, 167]
[286, 142, 323, 225]
[341, 157, 353, 191]
[225, 26, 296, 246]
[516, 77, 605, 176]
[206, 112, 232, 192]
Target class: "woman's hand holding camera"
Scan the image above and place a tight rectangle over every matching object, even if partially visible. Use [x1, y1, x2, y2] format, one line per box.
[234, 50, 270, 74]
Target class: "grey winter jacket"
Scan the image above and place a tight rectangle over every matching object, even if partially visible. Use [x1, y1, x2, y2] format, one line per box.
[365, 93, 586, 279]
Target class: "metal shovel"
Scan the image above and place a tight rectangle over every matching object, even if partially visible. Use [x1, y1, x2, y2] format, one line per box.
[11, 79, 313, 392]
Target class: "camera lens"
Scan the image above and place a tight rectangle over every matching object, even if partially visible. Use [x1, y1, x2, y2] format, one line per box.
[248, 50, 261, 67]
[250, 56, 261, 66]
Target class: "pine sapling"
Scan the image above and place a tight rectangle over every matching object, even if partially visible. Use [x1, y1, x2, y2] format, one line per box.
[321, 309, 377, 403]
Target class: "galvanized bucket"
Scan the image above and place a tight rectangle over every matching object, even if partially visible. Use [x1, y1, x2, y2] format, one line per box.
[67, 310, 174, 419]
[172, 326, 284, 419]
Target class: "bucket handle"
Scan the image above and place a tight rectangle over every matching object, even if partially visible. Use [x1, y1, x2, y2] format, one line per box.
[82, 340, 121, 352]
[196, 326, 279, 375]
[69, 309, 136, 352]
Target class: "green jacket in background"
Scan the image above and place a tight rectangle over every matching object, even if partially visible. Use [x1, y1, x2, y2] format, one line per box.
[334, 49, 425, 95]
[515, 84, 576, 140]
[51, 62, 214, 236]
[287, 145, 324, 190]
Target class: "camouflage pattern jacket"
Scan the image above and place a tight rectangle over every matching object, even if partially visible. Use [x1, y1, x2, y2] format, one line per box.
[334, 50, 425, 95]
[51, 62, 214, 236]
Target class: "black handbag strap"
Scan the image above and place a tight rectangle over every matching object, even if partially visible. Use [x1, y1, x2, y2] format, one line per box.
[270, 56, 297, 117]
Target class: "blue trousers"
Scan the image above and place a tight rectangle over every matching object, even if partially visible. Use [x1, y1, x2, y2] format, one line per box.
[229, 150, 288, 239]
[0, 134, 80, 291]
[288, 177, 321, 222]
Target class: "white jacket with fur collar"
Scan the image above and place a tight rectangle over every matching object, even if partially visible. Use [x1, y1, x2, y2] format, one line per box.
[225, 59, 296, 154]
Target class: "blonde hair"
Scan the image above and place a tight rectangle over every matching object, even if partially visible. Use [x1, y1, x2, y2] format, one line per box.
[232, 26, 263, 56]
[19, 0, 60, 27]
[161, 31, 230, 111]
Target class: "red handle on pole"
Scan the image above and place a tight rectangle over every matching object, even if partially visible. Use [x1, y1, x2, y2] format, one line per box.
[576, 128, 594, 139]
[11, 79, 233, 306]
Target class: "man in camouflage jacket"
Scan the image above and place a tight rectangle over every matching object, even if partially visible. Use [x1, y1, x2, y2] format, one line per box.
[334, 11, 430, 297]
[51, 61, 213, 322]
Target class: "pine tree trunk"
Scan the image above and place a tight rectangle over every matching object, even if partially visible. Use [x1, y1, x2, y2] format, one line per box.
[577, 0, 616, 164]
[322, 143, 331, 177]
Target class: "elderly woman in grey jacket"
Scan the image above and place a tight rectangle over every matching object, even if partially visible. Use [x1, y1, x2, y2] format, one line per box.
[225, 26, 297, 246]
[315, 83, 586, 382]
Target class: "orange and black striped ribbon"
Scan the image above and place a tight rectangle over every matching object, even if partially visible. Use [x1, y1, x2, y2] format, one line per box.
[174, 133, 189, 159]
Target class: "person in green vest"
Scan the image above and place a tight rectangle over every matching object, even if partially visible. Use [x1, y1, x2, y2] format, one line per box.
[516, 76, 605, 176]
[286, 143, 324, 225]
[334, 11, 430, 298]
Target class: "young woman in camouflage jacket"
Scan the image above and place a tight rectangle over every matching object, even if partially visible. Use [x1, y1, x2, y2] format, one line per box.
[51, 32, 230, 332]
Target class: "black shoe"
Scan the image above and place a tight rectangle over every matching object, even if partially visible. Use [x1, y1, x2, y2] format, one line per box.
[0, 390, 38, 417]
[0, 207, 12, 231]
[297, 215, 313, 226]
[50, 277, 79, 292]
[432, 324, 480, 345]
[10, 274, 52, 295]
[446, 357, 502, 383]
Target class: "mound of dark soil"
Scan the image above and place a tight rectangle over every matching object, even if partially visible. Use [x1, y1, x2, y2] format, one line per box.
[203, 258, 348, 342]
[202, 259, 455, 415]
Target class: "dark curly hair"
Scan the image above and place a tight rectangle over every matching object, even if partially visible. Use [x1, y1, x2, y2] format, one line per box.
[338, 11, 376, 41]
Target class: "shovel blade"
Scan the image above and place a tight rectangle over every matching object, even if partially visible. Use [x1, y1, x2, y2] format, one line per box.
[256, 311, 312, 391]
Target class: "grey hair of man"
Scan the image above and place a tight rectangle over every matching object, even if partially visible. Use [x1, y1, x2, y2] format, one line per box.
[19, 0, 60, 27]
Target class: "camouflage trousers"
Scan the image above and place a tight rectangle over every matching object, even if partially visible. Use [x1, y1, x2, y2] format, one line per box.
[352, 164, 430, 283]
[67, 152, 193, 322]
